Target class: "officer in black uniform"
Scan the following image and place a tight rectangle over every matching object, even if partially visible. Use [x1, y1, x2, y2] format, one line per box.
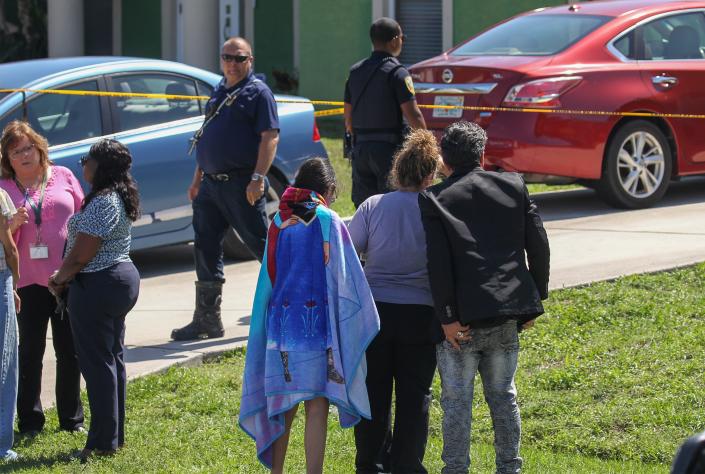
[171, 37, 280, 341]
[344, 17, 426, 208]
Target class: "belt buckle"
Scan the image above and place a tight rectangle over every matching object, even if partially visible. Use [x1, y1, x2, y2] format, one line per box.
[213, 173, 229, 182]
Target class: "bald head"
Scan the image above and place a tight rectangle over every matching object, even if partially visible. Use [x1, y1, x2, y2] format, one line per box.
[223, 37, 252, 55]
[220, 37, 254, 87]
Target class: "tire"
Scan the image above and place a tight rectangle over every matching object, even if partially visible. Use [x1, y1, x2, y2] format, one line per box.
[598, 120, 672, 209]
[223, 173, 286, 260]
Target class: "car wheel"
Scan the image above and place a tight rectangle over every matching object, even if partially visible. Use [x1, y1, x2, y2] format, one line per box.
[598, 120, 672, 209]
[223, 173, 285, 260]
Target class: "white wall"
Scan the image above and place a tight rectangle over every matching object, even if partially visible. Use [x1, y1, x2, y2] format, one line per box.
[176, 0, 219, 72]
[161, 0, 177, 60]
[48, 0, 84, 57]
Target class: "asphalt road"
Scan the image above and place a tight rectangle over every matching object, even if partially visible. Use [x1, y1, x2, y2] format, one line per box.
[37, 177, 705, 408]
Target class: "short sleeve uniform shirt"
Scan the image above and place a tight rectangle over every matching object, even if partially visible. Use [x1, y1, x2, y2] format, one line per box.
[344, 51, 416, 132]
[196, 73, 280, 174]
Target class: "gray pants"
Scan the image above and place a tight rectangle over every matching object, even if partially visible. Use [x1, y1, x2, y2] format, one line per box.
[436, 320, 522, 474]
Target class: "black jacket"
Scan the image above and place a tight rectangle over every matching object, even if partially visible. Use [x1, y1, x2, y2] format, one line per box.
[418, 167, 550, 327]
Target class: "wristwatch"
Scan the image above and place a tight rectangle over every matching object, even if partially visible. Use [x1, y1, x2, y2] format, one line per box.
[251, 172, 265, 181]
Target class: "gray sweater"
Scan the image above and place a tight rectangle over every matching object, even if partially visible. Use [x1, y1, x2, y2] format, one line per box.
[348, 191, 433, 307]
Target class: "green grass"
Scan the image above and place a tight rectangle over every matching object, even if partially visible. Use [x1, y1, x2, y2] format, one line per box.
[317, 117, 581, 218]
[8, 263, 705, 472]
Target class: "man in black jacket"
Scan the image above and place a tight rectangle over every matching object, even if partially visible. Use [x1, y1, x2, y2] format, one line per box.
[418, 121, 550, 474]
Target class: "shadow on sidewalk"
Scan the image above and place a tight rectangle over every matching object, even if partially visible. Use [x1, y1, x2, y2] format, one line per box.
[534, 176, 705, 222]
[131, 243, 252, 279]
[124, 335, 248, 364]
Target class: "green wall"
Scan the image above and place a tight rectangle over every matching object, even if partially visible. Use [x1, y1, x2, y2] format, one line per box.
[255, 0, 294, 93]
[299, 0, 372, 101]
[122, 0, 161, 58]
[453, 0, 566, 45]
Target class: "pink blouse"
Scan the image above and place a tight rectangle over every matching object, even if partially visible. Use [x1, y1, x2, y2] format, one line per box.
[0, 166, 85, 288]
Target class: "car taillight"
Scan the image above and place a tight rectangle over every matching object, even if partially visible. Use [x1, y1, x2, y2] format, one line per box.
[502, 76, 582, 108]
[312, 118, 321, 142]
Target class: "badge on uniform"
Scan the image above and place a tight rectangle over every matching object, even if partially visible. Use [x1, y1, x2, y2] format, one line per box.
[404, 76, 415, 95]
[30, 243, 49, 260]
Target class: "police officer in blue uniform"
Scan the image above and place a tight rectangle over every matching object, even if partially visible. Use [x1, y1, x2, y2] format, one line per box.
[344, 17, 426, 208]
[171, 37, 280, 341]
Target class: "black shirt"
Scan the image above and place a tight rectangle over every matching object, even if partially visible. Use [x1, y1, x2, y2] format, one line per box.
[344, 51, 416, 134]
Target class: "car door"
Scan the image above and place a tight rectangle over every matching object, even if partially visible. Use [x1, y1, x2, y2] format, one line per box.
[105, 73, 209, 241]
[634, 10, 705, 169]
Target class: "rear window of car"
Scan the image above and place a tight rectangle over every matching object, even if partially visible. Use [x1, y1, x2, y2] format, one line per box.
[452, 14, 612, 56]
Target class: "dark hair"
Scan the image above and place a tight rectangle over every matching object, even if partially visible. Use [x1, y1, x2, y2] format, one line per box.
[389, 129, 439, 189]
[0, 120, 51, 179]
[370, 17, 401, 45]
[440, 120, 487, 169]
[293, 157, 338, 202]
[83, 139, 140, 221]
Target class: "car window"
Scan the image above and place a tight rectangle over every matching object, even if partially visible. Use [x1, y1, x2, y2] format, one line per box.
[0, 81, 103, 146]
[638, 12, 705, 60]
[110, 74, 200, 131]
[0, 105, 22, 135]
[196, 80, 214, 113]
[613, 33, 632, 59]
[452, 14, 611, 56]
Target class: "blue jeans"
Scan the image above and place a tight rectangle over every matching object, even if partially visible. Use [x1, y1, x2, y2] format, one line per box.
[193, 174, 268, 279]
[436, 320, 522, 474]
[0, 269, 18, 458]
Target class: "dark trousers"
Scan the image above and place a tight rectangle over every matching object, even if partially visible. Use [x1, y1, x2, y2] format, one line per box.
[354, 302, 439, 474]
[352, 141, 399, 208]
[193, 174, 268, 280]
[16, 284, 83, 432]
[69, 262, 140, 451]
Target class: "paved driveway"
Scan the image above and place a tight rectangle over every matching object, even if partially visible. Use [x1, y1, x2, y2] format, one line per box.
[37, 178, 705, 407]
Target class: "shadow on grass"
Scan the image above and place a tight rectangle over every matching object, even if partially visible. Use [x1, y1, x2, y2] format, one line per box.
[0, 451, 75, 473]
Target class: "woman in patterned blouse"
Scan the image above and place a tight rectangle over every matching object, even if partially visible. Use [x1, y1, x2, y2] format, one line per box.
[48, 139, 140, 463]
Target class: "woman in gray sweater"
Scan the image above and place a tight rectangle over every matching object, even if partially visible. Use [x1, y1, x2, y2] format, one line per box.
[348, 129, 442, 474]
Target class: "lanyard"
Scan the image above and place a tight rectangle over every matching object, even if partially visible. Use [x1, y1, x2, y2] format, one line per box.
[15, 169, 48, 229]
[188, 81, 254, 155]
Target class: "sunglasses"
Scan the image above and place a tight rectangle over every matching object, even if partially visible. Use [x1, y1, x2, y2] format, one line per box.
[394, 34, 408, 41]
[78, 154, 92, 166]
[220, 53, 251, 63]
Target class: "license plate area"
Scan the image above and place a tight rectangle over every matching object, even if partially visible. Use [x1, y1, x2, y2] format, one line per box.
[432, 96, 464, 118]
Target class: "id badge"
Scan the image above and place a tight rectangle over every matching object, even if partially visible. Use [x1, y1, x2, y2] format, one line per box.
[29, 244, 49, 260]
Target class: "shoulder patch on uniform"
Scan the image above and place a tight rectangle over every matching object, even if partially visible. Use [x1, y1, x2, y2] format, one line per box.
[404, 76, 415, 95]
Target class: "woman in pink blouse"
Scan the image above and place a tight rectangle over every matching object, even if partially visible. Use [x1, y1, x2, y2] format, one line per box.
[0, 120, 85, 436]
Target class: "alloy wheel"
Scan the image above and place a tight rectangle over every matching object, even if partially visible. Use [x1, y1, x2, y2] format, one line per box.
[616, 131, 665, 199]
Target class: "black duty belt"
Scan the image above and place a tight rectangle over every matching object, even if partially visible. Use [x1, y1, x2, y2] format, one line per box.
[205, 168, 253, 182]
[354, 131, 402, 144]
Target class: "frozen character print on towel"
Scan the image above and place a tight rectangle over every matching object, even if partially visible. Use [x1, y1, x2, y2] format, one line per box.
[239, 158, 379, 472]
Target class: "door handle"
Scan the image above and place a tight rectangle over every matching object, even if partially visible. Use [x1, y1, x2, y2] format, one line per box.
[652, 75, 678, 88]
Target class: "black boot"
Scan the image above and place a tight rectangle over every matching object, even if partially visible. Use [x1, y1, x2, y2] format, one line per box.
[170, 281, 225, 341]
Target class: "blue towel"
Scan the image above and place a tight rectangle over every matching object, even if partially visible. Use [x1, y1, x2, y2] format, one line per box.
[239, 195, 380, 468]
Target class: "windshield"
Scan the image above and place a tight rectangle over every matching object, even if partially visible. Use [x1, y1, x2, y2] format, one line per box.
[452, 14, 612, 57]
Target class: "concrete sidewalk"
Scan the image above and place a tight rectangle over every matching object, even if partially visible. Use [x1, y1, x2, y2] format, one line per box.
[38, 178, 705, 407]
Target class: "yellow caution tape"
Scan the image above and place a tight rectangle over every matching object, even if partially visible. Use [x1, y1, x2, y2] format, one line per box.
[314, 107, 345, 117]
[0, 88, 210, 101]
[3, 88, 705, 120]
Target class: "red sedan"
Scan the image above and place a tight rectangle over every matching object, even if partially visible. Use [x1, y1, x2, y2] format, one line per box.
[410, 0, 705, 208]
